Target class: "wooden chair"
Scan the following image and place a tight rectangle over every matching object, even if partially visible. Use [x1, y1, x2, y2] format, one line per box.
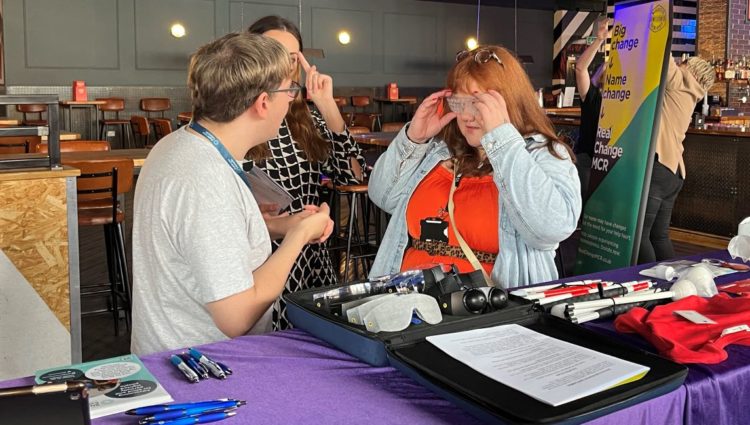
[153, 118, 173, 143]
[130, 115, 150, 148]
[381, 122, 406, 132]
[16, 104, 48, 126]
[36, 140, 111, 153]
[0, 136, 41, 154]
[97, 98, 134, 149]
[334, 96, 348, 109]
[65, 158, 134, 335]
[139, 98, 171, 119]
[177, 111, 192, 127]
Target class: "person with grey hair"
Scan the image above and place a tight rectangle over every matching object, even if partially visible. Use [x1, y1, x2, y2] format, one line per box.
[130, 32, 333, 355]
[638, 54, 716, 264]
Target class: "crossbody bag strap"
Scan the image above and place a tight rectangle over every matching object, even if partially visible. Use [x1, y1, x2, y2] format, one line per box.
[448, 164, 494, 286]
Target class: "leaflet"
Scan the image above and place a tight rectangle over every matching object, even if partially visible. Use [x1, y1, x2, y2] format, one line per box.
[426, 324, 649, 406]
[244, 165, 294, 213]
[35, 354, 172, 418]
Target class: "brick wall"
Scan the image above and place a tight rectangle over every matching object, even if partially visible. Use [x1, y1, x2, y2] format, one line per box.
[728, 0, 750, 112]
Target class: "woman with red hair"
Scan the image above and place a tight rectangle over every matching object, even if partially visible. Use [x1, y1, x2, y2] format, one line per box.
[369, 46, 581, 288]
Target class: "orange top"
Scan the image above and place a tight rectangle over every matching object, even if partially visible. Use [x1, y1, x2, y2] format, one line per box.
[401, 163, 499, 274]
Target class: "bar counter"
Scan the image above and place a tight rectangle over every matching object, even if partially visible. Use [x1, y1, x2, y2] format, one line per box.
[545, 108, 750, 239]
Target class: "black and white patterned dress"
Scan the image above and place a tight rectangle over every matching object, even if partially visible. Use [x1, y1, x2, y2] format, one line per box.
[254, 109, 366, 330]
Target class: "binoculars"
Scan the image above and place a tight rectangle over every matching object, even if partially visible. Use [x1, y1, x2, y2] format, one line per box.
[422, 266, 508, 315]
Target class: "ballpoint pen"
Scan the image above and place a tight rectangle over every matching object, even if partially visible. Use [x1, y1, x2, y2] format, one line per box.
[140, 406, 242, 424]
[217, 362, 233, 376]
[150, 411, 236, 425]
[170, 355, 199, 383]
[126, 399, 240, 415]
[180, 353, 209, 379]
[188, 348, 226, 379]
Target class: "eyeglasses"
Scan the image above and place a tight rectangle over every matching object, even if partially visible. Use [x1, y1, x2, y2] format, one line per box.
[455, 48, 503, 66]
[269, 80, 302, 99]
[445, 95, 479, 115]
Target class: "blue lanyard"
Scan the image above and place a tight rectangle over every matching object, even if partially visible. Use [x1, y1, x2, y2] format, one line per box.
[189, 121, 252, 190]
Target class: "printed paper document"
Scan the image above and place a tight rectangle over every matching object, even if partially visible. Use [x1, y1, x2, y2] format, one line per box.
[426, 324, 649, 406]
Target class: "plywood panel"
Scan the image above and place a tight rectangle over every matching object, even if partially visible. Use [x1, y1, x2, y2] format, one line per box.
[0, 177, 70, 329]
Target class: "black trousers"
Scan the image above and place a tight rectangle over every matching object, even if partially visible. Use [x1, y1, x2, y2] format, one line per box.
[638, 160, 684, 264]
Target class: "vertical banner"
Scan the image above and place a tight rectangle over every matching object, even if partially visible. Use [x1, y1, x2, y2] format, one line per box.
[575, 0, 672, 274]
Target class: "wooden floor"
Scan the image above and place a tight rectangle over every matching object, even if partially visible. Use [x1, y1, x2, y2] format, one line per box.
[78, 184, 720, 361]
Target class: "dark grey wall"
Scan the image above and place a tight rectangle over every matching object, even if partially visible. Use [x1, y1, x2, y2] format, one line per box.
[4, 0, 553, 88]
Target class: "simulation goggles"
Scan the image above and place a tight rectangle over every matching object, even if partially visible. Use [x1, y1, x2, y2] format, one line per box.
[346, 293, 443, 333]
[445, 95, 480, 116]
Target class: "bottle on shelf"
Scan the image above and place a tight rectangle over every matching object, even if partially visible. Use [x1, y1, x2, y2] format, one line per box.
[725, 59, 736, 80]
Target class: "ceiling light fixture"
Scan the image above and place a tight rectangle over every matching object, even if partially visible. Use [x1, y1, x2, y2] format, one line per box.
[170, 23, 186, 38]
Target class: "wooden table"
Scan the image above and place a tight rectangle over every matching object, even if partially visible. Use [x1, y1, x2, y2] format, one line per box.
[59, 100, 107, 140]
[41, 131, 81, 142]
[353, 131, 398, 148]
[62, 148, 149, 170]
[0, 118, 20, 126]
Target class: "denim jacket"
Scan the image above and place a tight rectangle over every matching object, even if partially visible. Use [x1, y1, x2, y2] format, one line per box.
[368, 123, 582, 288]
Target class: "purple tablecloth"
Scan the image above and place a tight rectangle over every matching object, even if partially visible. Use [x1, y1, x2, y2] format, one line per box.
[1, 250, 747, 424]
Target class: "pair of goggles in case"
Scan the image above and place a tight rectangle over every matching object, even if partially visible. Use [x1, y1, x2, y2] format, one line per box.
[346, 293, 443, 333]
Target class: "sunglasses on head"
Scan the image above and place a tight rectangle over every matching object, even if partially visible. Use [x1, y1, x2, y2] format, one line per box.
[455, 48, 503, 66]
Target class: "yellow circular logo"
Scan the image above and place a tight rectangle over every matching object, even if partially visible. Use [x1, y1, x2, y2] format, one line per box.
[651, 5, 667, 32]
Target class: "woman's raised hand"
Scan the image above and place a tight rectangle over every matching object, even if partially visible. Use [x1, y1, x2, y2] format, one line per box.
[474, 90, 511, 135]
[298, 52, 334, 105]
[405, 90, 457, 144]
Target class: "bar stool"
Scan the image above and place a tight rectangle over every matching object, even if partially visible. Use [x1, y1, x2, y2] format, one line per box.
[65, 158, 134, 335]
[0, 136, 41, 153]
[327, 181, 380, 283]
[351, 96, 381, 131]
[16, 104, 48, 126]
[97, 98, 134, 149]
[130, 115, 151, 148]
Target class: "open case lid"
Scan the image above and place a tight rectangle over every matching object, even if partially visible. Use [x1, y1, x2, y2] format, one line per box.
[0, 381, 91, 425]
[284, 283, 537, 349]
[388, 314, 687, 424]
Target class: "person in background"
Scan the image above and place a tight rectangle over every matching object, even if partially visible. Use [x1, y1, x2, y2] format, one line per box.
[247, 16, 366, 330]
[638, 55, 715, 264]
[574, 17, 609, 205]
[368, 45, 581, 288]
[130, 33, 333, 356]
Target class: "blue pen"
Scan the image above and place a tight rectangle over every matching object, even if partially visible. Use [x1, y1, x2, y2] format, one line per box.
[125, 399, 239, 415]
[217, 362, 233, 376]
[188, 348, 226, 379]
[151, 411, 236, 425]
[140, 406, 240, 424]
[180, 353, 209, 379]
[170, 355, 200, 383]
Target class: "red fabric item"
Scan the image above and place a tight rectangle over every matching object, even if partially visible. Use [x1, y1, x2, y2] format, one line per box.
[614, 294, 750, 364]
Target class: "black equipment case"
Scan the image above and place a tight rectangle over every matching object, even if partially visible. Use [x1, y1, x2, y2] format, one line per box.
[284, 283, 687, 424]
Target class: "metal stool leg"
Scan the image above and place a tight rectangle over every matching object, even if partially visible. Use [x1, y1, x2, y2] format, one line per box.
[343, 192, 358, 283]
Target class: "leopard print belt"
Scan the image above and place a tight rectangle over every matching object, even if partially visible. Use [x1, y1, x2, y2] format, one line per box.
[410, 238, 497, 264]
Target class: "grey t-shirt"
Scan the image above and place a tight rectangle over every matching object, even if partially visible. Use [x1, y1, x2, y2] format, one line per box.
[131, 127, 272, 356]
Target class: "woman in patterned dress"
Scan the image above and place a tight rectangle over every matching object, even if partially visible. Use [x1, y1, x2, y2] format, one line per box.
[248, 16, 366, 330]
